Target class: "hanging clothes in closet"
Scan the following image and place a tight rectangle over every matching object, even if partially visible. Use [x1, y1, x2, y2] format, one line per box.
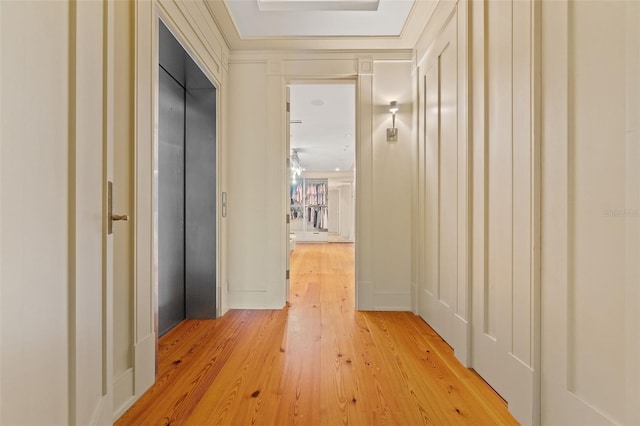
[292, 178, 329, 241]
[290, 182, 304, 204]
[308, 206, 328, 230]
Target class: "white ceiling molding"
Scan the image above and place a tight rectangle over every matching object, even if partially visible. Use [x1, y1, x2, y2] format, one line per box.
[204, 0, 440, 51]
[257, 0, 380, 12]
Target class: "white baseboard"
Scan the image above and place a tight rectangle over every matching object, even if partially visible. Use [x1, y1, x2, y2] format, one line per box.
[112, 368, 135, 420]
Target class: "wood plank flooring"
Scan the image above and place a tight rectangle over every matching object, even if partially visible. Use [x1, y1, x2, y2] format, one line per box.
[116, 243, 518, 425]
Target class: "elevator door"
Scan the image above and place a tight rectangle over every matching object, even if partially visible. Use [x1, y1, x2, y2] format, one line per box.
[158, 67, 186, 336]
[158, 21, 217, 337]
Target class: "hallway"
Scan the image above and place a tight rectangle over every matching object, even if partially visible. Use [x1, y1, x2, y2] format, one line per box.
[116, 243, 516, 425]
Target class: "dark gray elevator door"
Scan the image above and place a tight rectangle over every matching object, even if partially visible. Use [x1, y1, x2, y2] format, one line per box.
[158, 67, 186, 336]
[158, 21, 217, 337]
[185, 86, 217, 318]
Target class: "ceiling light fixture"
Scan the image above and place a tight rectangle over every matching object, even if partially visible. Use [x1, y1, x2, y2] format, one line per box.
[291, 149, 304, 179]
[387, 101, 399, 142]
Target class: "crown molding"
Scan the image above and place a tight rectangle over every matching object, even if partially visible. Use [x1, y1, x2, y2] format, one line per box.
[204, 0, 439, 51]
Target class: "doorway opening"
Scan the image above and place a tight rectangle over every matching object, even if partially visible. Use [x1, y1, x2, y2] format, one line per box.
[287, 82, 356, 305]
[157, 21, 218, 336]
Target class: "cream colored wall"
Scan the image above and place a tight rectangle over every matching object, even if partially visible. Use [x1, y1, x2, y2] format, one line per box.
[227, 61, 281, 307]
[226, 53, 415, 311]
[415, 0, 535, 423]
[540, 1, 640, 424]
[113, 0, 136, 416]
[371, 61, 414, 310]
[414, 0, 471, 366]
[469, 0, 538, 423]
[0, 2, 71, 423]
[415, 1, 638, 425]
[2, 1, 112, 424]
[339, 183, 354, 241]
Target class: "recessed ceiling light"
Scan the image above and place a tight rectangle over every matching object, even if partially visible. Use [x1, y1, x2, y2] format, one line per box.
[310, 99, 325, 107]
[335, 168, 340, 171]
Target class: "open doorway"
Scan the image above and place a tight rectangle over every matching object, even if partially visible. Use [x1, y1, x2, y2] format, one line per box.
[287, 82, 356, 304]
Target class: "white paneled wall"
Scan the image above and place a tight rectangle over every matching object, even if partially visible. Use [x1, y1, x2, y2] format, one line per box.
[1, 2, 72, 423]
[228, 61, 282, 307]
[415, 0, 471, 366]
[540, 1, 640, 424]
[371, 61, 414, 310]
[469, 0, 537, 423]
[226, 53, 414, 311]
[416, 1, 536, 423]
[416, 1, 639, 425]
[1, 1, 114, 423]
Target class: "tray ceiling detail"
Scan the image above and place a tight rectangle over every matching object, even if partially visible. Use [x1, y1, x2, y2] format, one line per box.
[257, 0, 380, 12]
[224, 0, 415, 37]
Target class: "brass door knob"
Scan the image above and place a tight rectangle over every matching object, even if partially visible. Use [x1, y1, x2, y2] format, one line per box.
[112, 214, 129, 221]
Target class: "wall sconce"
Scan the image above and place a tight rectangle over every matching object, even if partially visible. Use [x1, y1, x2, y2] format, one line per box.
[387, 101, 398, 142]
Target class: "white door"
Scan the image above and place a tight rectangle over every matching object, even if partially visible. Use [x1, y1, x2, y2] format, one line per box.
[72, 0, 113, 423]
[469, 1, 537, 423]
[541, 1, 640, 424]
[419, 14, 458, 347]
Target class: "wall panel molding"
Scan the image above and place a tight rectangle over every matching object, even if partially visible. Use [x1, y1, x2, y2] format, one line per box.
[468, 0, 539, 423]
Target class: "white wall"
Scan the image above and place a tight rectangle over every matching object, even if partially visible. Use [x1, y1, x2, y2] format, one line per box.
[227, 61, 284, 308]
[226, 53, 414, 311]
[414, 0, 471, 366]
[540, 1, 640, 424]
[339, 182, 354, 241]
[1, 1, 112, 424]
[113, 0, 135, 415]
[328, 188, 339, 234]
[469, 0, 537, 423]
[415, 2, 638, 425]
[370, 61, 414, 310]
[415, 1, 535, 423]
[0, 2, 71, 423]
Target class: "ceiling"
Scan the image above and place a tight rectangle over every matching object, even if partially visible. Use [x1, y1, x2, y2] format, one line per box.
[289, 83, 355, 173]
[224, 0, 414, 37]
[207, 0, 439, 50]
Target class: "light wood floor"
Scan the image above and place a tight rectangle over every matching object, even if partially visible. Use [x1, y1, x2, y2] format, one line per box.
[116, 243, 518, 425]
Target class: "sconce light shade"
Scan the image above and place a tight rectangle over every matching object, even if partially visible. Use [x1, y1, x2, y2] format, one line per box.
[389, 101, 399, 114]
